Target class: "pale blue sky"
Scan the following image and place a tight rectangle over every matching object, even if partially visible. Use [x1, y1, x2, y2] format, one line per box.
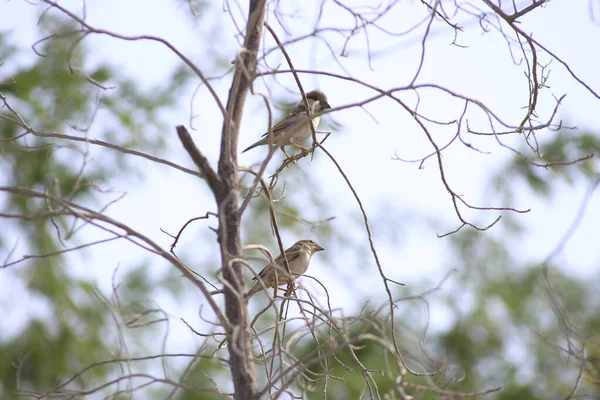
[1, 0, 599, 385]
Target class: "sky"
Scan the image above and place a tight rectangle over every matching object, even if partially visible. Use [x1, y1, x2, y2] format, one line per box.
[1, 0, 600, 392]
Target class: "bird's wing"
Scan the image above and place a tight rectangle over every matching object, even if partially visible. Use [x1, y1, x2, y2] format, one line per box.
[253, 265, 270, 282]
[242, 113, 311, 153]
[275, 247, 303, 264]
[252, 246, 303, 281]
[261, 113, 309, 138]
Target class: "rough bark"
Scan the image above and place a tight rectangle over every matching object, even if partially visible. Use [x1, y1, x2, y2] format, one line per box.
[217, 1, 267, 398]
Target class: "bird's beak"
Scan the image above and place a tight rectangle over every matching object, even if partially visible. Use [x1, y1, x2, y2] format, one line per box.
[314, 244, 325, 252]
[323, 101, 331, 110]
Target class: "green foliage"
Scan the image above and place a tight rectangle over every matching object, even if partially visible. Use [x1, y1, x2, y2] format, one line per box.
[493, 130, 600, 201]
[292, 320, 395, 400]
[2, 5, 599, 399]
[288, 128, 600, 399]
[0, 17, 197, 399]
[173, 357, 228, 400]
[437, 129, 600, 397]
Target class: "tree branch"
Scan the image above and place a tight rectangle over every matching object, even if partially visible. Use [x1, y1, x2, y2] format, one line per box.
[175, 125, 222, 196]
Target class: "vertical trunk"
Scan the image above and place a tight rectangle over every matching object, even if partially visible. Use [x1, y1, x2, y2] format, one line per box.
[217, 1, 267, 399]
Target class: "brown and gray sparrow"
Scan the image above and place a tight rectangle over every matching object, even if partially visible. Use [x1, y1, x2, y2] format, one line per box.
[242, 90, 331, 158]
[246, 239, 325, 299]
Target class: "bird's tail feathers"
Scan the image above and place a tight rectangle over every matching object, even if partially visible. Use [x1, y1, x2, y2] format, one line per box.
[242, 140, 263, 153]
[242, 136, 273, 153]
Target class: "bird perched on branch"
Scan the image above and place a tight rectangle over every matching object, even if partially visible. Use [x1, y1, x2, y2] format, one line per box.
[246, 239, 325, 299]
[242, 90, 331, 158]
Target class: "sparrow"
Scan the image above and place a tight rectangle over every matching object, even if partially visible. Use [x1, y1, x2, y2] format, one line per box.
[242, 90, 331, 158]
[246, 239, 325, 299]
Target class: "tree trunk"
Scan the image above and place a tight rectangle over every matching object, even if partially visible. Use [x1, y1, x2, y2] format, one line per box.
[218, 1, 267, 398]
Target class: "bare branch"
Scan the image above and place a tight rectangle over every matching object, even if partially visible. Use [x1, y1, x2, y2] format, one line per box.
[176, 125, 222, 195]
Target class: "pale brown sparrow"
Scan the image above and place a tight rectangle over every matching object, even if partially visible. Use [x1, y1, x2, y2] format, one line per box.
[246, 239, 325, 299]
[242, 90, 331, 158]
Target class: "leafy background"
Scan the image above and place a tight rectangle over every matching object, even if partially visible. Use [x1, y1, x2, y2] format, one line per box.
[1, 1, 599, 399]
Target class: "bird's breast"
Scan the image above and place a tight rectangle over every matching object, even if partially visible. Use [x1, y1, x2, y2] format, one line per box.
[289, 250, 311, 277]
[311, 116, 321, 130]
[293, 116, 321, 142]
